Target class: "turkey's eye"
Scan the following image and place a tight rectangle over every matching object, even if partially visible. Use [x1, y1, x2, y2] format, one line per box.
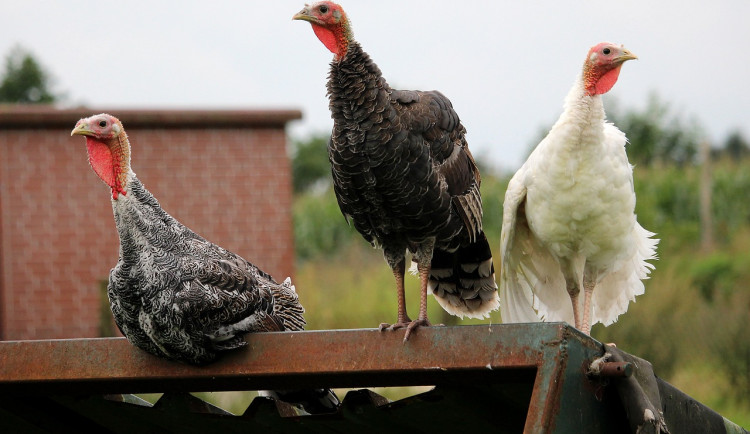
[319, 5, 328, 13]
[98, 120, 107, 128]
[603, 48, 611, 55]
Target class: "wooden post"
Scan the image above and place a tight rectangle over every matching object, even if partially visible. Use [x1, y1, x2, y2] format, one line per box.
[699, 140, 714, 252]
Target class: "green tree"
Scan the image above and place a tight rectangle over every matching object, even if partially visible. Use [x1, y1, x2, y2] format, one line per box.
[721, 130, 749, 161]
[608, 93, 701, 166]
[0, 45, 58, 103]
[290, 133, 331, 193]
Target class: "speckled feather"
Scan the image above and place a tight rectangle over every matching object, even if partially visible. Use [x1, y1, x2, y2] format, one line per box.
[326, 41, 499, 318]
[73, 113, 340, 414]
[109, 175, 305, 365]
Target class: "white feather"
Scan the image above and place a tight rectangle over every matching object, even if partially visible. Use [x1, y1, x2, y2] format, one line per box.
[499, 75, 658, 329]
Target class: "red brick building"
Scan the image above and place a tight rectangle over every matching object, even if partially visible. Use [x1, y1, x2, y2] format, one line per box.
[0, 106, 300, 340]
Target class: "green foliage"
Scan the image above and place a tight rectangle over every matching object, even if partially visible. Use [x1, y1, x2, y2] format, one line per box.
[290, 133, 331, 193]
[711, 160, 750, 234]
[719, 130, 750, 161]
[293, 187, 356, 260]
[632, 161, 750, 250]
[690, 252, 737, 302]
[608, 93, 701, 166]
[0, 45, 58, 103]
[478, 172, 510, 244]
[707, 281, 750, 405]
[294, 160, 750, 423]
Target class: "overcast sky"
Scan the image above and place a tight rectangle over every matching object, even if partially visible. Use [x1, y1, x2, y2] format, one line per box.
[2, 0, 748, 171]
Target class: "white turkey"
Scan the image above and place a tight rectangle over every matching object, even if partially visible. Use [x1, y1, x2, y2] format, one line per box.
[499, 42, 658, 335]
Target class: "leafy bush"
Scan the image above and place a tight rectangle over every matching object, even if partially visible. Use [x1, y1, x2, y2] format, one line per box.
[293, 188, 357, 261]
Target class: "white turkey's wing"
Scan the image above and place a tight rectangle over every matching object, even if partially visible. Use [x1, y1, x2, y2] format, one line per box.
[589, 122, 659, 326]
[499, 165, 572, 324]
[592, 221, 658, 326]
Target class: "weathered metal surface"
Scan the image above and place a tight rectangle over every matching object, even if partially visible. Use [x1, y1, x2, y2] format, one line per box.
[0, 323, 560, 394]
[657, 379, 748, 434]
[597, 362, 634, 377]
[0, 324, 746, 433]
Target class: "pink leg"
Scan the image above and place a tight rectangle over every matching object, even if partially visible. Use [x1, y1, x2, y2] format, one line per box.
[402, 261, 432, 342]
[379, 258, 412, 331]
[565, 278, 582, 331]
[581, 269, 597, 336]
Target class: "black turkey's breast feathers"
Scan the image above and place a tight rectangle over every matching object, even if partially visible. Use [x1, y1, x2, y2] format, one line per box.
[108, 176, 304, 365]
[326, 42, 482, 251]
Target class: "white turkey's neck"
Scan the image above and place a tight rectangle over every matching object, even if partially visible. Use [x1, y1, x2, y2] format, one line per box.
[548, 77, 608, 150]
[565, 78, 606, 125]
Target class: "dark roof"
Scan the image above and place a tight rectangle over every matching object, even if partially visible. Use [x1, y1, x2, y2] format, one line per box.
[0, 324, 745, 433]
[0, 105, 302, 129]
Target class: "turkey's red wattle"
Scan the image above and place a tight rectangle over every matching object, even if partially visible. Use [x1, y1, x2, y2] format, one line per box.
[594, 65, 622, 95]
[312, 24, 347, 57]
[585, 63, 623, 96]
[86, 137, 126, 199]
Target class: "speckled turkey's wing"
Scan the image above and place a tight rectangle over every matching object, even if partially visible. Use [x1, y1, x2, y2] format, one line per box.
[394, 89, 483, 239]
[173, 252, 288, 345]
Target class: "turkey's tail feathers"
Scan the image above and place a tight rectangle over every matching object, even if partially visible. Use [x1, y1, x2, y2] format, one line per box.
[272, 277, 307, 332]
[208, 277, 306, 349]
[261, 388, 341, 415]
[425, 231, 499, 319]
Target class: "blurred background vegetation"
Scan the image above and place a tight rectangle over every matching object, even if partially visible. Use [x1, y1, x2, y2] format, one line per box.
[4, 46, 748, 425]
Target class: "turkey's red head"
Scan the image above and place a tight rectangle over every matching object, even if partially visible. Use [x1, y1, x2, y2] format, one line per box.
[293, 1, 353, 59]
[71, 113, 131, 200]
[582, 42, 637, 96]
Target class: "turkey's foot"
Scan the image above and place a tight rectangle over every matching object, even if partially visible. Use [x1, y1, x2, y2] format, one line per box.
[402, 318, 432, 342]
[378, 319, 412, 332]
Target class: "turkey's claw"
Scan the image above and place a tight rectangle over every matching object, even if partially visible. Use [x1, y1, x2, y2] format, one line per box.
[378, 321, 412, 331]
[402, 318, 431, 342]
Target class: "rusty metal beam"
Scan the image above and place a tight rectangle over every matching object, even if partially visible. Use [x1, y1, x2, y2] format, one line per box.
[0, 323, 608, 433]
[0, 324, 568, 394]
[0, 324, 746, 433]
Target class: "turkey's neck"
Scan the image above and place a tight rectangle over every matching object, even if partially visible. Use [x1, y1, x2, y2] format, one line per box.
[312, 21, 352, 58]
[111, 176, 184, 261]
[327, 42, 391, 127]
[552, 78, 607, 148]
[86, 133, 132, 200]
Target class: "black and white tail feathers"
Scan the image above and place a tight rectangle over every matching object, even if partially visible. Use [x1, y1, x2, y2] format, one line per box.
[423, 231, 499, 319]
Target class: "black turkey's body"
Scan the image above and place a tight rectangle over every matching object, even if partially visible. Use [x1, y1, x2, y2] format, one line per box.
[109, 174, 304, 365]
[326, 42, 498, 318]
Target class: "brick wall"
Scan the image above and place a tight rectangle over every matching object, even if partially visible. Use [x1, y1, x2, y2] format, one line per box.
[0, 107, 300, 340]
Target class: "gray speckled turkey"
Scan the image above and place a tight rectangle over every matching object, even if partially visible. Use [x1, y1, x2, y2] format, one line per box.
[294, 1, 499, 340]
[71, 113, 338, 413]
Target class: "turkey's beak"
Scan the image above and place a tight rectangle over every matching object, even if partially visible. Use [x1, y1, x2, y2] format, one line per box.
[293, 6, 317, 23]
[615, 47, 638, 63]
[71, 120, 94, 137]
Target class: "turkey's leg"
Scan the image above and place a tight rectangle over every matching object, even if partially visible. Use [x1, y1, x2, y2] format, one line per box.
[561, 260, 582, 331]
[581, 264, 598, 336]
[402, 261, 432, 342]
[379, 258, 412, 331]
